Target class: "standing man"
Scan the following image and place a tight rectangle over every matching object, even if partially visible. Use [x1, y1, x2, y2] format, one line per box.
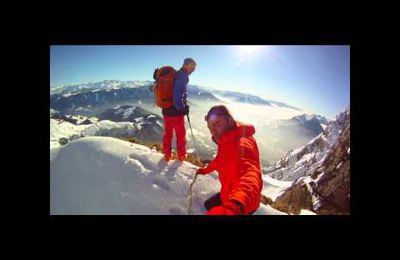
[162, 58, 196, 162]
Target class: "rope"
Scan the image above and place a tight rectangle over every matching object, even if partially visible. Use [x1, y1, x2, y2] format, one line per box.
[187, 172, 198, 215]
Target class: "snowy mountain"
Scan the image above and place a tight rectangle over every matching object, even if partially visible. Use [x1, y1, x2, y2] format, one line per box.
[50, 80, 311, 117]
[50, 108, 99, 125]
[50, 106, 218, 162]
[186, 85, 223, 102]
[278, 113, 327, 137]
[50, 106, 165, 149]
[98, 105, 159, 122]
[292, 113, 328, 126]
[50, 80, 153, 96]
[264, 107, 348, 181]
[50, 81, 222, 116]
[253, 112, 328, 164]
[52, 118, 163, 146]
[261, 107, 350, 215]
[50, 84, 156, 116]
[50, 136, 292, 215]
[50, 80, 334, 176]
[212, 89, 302, 111]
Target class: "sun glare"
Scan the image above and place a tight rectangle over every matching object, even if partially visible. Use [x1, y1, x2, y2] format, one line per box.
[238, 45, 264, 55]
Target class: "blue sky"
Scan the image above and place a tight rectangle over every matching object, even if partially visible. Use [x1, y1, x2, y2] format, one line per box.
[50, 45, 349, 119]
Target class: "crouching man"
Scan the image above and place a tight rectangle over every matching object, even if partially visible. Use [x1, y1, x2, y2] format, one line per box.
[196, 105, 263, 215]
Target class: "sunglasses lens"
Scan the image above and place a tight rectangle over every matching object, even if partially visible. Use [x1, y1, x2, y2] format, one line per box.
[208, 113, 220, 122]
[205, 108, 226, 122]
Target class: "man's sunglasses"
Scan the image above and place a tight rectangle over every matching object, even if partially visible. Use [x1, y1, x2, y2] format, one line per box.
[204, 112, 224, 122]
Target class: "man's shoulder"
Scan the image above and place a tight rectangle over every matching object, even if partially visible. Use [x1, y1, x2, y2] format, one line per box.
[238, 136, 258, 149]
[176, 69, 188, 80]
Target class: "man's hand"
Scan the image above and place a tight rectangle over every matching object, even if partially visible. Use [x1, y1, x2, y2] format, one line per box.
[196, 168, 206, 175]
[184, 105, 190, 115]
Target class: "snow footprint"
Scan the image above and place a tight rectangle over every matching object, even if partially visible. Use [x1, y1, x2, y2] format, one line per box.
[128, 152, 161, 172]
[169, 207, 185, 215]
[152, 175, 171, 191]
[123, 157, 151, 176]
[168, 204, 185, 215]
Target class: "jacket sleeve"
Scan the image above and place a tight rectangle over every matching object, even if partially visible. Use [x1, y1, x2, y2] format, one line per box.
[228, 139, 262, 211]
[199, 152, 221, 175]
[173, 73, 188, 111]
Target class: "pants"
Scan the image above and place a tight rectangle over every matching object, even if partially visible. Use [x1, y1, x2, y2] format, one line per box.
[204, 193, 256, 215]
[204, 193, 222, 211]
[163, 115, 186, 158]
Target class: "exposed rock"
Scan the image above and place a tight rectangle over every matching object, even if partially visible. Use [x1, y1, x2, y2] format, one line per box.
[269, 107, 350, 215]
[58, 137, 69, 145]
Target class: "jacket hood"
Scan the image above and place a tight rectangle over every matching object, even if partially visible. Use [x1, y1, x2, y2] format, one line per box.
[219, 121, 255, 144]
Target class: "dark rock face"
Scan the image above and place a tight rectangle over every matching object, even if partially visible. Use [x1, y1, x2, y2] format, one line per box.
[271, 109, 350, 215]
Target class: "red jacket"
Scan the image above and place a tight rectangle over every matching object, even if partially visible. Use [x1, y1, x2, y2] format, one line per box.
[199, 121, 263, 214]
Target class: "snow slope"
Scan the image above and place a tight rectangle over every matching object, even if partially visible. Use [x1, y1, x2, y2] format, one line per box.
[50, 136, 295, 215]
[50, 116, 162, 150]
[260, 175, 316, 215]
[262, 175, 293, 201]
[51, 136, 220, 215]
[50, 118, 87, 149]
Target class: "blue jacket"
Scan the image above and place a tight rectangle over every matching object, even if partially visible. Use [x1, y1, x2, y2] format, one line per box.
[173, 68, 189, 111]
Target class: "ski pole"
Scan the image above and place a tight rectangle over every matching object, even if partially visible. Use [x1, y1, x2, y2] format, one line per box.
[186, 113, 202, 215]
[186, 113, 201, 163]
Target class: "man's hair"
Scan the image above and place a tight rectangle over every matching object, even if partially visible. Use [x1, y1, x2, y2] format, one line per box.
[183, 58, 196, 65]
[205, 105, 235, 122]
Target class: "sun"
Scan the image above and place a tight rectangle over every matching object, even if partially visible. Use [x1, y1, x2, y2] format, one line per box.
[233, 45, 269, 67]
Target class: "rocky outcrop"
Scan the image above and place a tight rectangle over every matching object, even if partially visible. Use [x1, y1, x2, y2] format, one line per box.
[264, 107, 347, 182]
[268, 107, 350, 215]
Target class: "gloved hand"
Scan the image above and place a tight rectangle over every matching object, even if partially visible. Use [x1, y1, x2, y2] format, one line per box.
[196, 168, 207, 175]
[207, 200, 243, 215]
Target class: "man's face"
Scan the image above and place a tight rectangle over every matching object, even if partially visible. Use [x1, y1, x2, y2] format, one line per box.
[184, 62, 196, 75]
[207, 114, 231, 142]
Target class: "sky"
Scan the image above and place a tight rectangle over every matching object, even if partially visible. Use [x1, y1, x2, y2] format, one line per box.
[50, 45, 350, 119]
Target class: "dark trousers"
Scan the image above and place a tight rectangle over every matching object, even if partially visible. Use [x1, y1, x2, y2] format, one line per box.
[204, 193, 256, 215]
[204, 193, 222, 211]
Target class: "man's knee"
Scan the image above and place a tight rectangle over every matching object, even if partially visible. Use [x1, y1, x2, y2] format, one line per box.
[175, 123, 186, 137]
[163, 130, 173, 139]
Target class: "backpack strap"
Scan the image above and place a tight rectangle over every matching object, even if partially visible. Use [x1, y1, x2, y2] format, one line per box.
[153, 68, 158, 80]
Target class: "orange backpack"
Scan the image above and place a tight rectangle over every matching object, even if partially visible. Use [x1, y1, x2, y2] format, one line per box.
[152, 66, 176, 109]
